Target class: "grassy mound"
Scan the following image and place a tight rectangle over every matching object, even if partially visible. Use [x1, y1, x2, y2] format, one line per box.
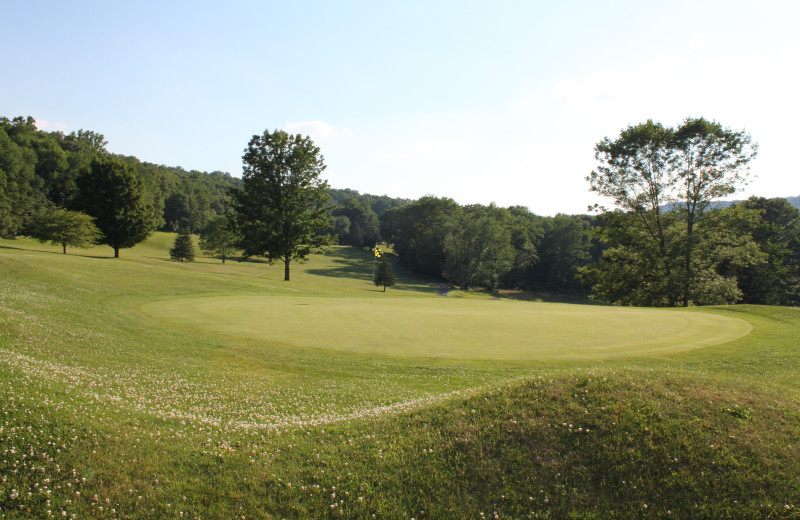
[1, 234, 799, 519]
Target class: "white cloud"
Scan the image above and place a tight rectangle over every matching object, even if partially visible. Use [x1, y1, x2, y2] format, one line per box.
[35, 119, 70, 132]
[282, 120, 336, 139]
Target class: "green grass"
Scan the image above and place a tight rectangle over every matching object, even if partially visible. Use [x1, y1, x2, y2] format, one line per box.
[1, 233, 799, 519]
[141, 296, 751, 360]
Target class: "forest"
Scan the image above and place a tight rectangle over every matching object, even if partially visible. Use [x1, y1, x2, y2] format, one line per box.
[2, 115, 799, 306]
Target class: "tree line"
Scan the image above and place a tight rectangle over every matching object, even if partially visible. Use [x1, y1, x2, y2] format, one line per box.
[0, 116, 240, 239]
[2, 116, 798, 305]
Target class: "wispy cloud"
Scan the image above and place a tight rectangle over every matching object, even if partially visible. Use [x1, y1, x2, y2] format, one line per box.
[35, 119, 70, 132]
[282, 120, 336, 139]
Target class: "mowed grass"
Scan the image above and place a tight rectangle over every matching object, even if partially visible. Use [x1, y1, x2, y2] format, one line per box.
[1, 233, 800, 519]
[142, 296, 751, 360]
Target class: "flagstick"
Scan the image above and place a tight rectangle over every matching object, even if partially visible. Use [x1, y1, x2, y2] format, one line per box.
[370, 244, 377, 304]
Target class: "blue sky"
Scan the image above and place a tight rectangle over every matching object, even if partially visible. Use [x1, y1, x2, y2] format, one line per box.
[3, 0, 799, 214]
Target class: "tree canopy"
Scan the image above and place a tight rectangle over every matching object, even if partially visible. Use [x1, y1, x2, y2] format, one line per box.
[231, 130, 332, 281]
[71, 157, 158, 257]
[587, 118, 758, 306]
[26, 208, 102, 254]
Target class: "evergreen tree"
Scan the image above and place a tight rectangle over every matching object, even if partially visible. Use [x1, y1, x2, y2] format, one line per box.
[170, 228, 195, 262]
[374, 257, 397, 291]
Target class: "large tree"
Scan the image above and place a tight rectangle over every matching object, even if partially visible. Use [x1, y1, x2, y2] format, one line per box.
[380, 196, 461, 277]
[443, 204, 515, 290]
[72, 157, 157, 257]
[231, 130, 332, 281]
[27, 208, 101, 254]
[588, 118, 757, 306]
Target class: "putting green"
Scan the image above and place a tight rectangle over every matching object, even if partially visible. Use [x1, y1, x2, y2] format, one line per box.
[141, 296, 752, 361]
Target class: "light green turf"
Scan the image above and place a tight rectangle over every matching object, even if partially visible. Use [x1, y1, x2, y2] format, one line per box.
[141, 295, 752, 360]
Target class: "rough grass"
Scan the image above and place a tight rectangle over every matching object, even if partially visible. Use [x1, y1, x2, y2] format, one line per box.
[1, 233, 799, 519]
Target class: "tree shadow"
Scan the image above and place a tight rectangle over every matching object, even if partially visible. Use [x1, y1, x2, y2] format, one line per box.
[306, 247, 375, 279]
[484, 288, 606, 305]
[0, 243, 118, 259]
[307, 247, 443, 294]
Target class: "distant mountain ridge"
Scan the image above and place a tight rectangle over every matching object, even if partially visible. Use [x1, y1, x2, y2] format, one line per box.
[667, 196, 800, 212]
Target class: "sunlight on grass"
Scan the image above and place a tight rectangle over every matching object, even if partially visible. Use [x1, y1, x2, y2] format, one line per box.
[142, 295, 752, 360]
[1, 234, 798, 519]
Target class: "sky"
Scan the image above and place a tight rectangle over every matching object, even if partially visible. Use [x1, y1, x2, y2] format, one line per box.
[2, 0, 799, 215]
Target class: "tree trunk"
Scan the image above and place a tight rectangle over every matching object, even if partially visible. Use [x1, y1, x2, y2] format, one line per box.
[682, 215, 695, 307]
[383, 285, 386, 292]
[114, 247, 120, 258]
[284, 257, 290, 281]
[62, 244, 67, 254]
[222, 254, 226, 264]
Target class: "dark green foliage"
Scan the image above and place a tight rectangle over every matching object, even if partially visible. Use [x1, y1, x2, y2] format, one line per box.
[125, 158, 239, 233]
[72, 157, 158, 258]
[733, 197, 800, 305]
[380, 196, 461, 277]
[500, 206, 543, 289]
[199, 215, 236, 263]
[329, 188, 410, 217]
[170, 228, 196, 262]
[443, 204, 515, 290]
[26, 208, 101, 254]
[530, 214, 591, 293]
[373, 257, 397, 291]
[330, 197, 380, 247]
[0, 118, 49, 236]
[231, 129, 333, 281]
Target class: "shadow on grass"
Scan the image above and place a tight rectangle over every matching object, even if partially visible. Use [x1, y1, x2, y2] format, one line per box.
[306, 247, 375, 279]
[486, 288, 605, 305]
[0, 243, 121, 259]
[307, 247, 443, 295]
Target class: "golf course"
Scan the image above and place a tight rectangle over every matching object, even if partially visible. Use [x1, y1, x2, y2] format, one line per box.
[2, 233, 799, 519]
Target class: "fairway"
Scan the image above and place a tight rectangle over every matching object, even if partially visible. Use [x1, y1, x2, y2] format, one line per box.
[141, 296, 753, 360]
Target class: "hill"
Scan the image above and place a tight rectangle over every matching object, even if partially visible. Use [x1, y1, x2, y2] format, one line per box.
[1, 235, 799, 518]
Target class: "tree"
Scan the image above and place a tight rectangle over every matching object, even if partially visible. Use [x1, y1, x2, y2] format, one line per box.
[532, 214, 591, 294]
[330, 197, 380, 247]
[199, 215, 237, 263]
[500, 206, 542, 289]
[374, 257, 397, 291]
[732, 197, 800, 305]
[588, 118, 757, 306]
[443, 204, 515, 290]
[27, 208, 101, 254]
[170, 228, 196, 262]
[380, 196, 461, 277]
[231, 130, 332, 281]
[0, 118, 48, 237]
[72, 157, 158, 257]
[672, 118, 758, 305]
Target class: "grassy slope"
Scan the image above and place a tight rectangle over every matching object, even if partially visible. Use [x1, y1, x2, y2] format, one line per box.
[1, 234, 799, 519]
